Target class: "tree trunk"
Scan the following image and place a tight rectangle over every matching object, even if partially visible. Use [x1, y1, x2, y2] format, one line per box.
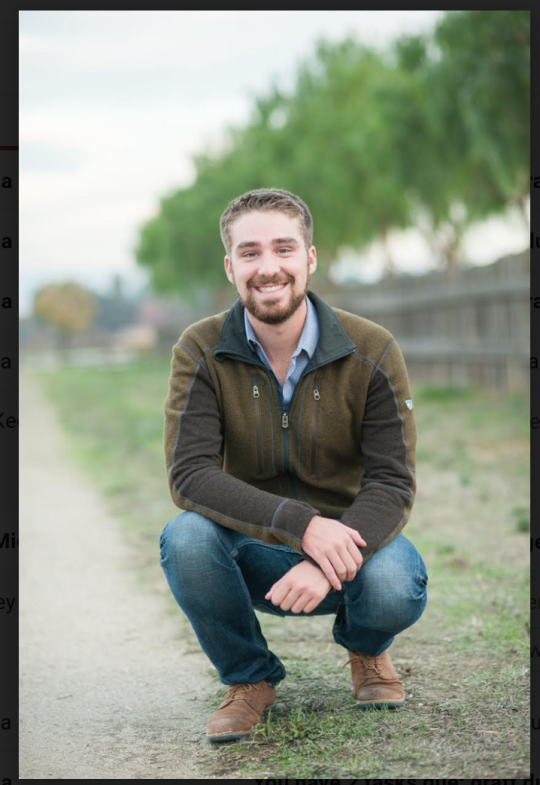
[56, 327, 72, 364]
[380, 226, 397, 279]
[442, 227, 461, 283]
[516, 194, 530, 231]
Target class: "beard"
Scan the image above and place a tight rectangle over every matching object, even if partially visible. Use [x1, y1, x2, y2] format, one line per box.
[230, 263, 312, 326]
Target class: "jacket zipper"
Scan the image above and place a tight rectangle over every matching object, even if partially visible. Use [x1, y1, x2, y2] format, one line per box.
[262, 371, 297, 499]
[280, 405, 296, 497]
[238, 347, 355, 497]
[252, 375, 263, 475]
[310, 378, 320, 474]
[272, 379, 296, 497]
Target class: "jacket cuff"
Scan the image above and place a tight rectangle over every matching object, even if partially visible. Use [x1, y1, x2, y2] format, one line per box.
[272, 499, 320, 545]
[298, 553, 321, 568]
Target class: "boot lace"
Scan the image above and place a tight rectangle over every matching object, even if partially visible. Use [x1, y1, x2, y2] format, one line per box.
[220, 682, 261, 706]
[341, 652, 383, 676]
[341, 651, 400, 684]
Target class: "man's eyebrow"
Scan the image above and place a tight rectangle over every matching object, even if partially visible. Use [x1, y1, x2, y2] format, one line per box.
[235, 237, 299, 252]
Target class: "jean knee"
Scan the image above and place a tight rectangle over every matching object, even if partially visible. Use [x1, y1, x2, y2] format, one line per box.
[159, 511, 223, 573]
[356, 542, 428, 632]
[397, 564, 427, 618]
[363, 581, 426, 633]
[396, 560, 427, 627]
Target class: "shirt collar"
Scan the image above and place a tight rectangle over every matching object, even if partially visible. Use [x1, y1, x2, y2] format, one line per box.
[244, 291, 319, 360]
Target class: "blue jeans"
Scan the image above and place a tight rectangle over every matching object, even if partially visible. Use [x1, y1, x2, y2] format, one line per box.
[159, 511, 428, 687]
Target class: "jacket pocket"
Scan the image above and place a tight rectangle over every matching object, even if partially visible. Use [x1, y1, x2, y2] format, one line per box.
[309, 378, 320, 475]
[252, 375, 263, 475]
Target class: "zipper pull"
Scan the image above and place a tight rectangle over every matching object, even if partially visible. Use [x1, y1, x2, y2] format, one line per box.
[282, 412, 289, 429]
[313, 380, 320, 400]
[253, 385, 260, 398]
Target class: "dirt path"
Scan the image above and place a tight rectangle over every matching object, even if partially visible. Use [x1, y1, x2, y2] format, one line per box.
[19, 373, 217, 779]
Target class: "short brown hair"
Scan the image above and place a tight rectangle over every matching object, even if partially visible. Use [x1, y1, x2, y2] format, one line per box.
[220, 188, 314, 257]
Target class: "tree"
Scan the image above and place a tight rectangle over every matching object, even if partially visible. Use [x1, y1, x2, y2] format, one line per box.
[33, 282, 96, 354]
[134, 11, 530, 293]
[398, 11, 530, 268]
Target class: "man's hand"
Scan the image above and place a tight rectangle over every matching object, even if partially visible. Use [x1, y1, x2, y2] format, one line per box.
[301, 516, 365, 591]
[264, 560, 333, 614]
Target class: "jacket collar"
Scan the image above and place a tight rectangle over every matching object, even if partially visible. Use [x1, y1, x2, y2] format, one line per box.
[213, 289, 356, 373]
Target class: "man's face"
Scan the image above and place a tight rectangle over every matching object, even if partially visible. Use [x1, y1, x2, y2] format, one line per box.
[224, 210, 316, 326]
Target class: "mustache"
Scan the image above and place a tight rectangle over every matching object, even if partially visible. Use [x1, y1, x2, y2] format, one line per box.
[251, 279, 290, 287]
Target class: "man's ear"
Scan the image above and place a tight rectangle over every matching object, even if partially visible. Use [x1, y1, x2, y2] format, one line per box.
[309, 246, 317, 273]
[224, 255, 233, 284]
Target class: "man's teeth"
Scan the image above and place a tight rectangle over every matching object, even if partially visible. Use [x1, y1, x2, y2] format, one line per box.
[257, 283, 287, 292]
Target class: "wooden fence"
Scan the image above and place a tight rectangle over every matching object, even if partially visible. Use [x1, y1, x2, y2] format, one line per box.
[324, 250, 530, 392]
[20, 251, 529, 392]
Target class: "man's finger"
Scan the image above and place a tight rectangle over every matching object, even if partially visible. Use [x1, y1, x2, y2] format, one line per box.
[319, 556, 341, 591]
[279, 586, 301, 612]
[268, 582, 289, 606]
[346, 538, 363, 572]
[347, 529, 366, 547]
[290, 596, 307, 614]
[265, 580, 280, 598]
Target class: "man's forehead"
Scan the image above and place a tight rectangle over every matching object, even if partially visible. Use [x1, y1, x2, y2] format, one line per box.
[231, 211, 302, 249]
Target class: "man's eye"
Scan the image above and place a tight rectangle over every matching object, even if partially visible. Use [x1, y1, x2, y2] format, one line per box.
[243, 248, 291, 257]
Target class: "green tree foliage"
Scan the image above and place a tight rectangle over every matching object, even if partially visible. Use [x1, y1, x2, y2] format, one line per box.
[263, 40, 413, 278]
[401, 10, 530, 268]
[135, 10, 530, 296]
[434, 10, 529, 217]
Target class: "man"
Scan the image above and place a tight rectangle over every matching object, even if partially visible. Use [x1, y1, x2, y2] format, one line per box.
[160, 188, 428, 744]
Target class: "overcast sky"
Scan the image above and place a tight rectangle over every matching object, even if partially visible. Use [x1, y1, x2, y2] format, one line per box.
[19, 10, 527, 317]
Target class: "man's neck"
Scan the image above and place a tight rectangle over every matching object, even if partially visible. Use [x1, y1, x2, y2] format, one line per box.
[247, 298, 307, 362]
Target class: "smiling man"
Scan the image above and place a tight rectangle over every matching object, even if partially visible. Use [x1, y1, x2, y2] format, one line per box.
[225, 207, 317, 394]
[160, 188, 428, 743]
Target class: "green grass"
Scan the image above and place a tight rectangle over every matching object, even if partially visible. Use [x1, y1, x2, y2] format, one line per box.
[33, 360, 530, 779]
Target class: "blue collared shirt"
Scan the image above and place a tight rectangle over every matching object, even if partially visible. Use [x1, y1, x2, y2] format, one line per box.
[244, 292, 320, 410]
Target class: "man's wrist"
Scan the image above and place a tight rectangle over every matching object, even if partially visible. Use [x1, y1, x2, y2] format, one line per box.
[298, 553, 320, 568]
[300, 514, 321, 551]
[296, 557, 335, 591]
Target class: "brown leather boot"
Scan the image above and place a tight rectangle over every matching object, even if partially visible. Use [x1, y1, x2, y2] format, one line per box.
[342, 648, 405, 708]
[206, 679, 276, 742]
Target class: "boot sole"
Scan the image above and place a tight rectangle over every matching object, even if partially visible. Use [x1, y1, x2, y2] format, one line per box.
[206, 702, 276, 743]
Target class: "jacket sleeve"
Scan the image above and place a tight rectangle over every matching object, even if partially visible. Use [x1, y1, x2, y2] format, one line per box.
[339, 337, 417, 564]
[163, 334, 321, 555]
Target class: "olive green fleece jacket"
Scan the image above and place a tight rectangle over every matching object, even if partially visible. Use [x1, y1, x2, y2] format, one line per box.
[163, 289, 417, 567]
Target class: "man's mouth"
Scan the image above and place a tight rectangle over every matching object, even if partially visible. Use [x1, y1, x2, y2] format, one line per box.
[254, 282, 289, 295]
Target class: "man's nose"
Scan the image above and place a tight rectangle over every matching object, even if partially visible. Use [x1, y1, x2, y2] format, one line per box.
[256, 251, 282, 277]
